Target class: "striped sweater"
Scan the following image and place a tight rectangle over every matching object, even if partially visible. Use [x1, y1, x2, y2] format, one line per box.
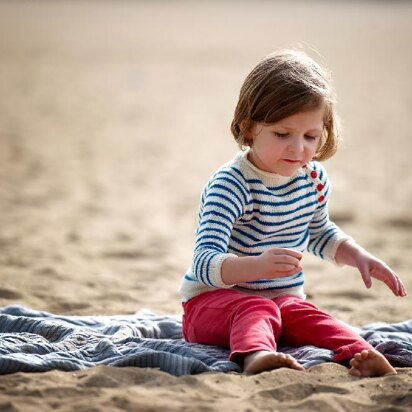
[178, 149, 351, 302]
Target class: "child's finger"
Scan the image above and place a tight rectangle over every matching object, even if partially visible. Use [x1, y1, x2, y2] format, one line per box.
[384, 267, 405, 296]
[358, 262, 372, 289]
[282, 248, 303, 260]
[275, 267, 303, 277]
[273, 263, 301, 272]
[269, 248, 303, 260]
[383, 277, 398, 296]
[400, 280, 407, 296]
[273, 254, 302, 267]
[392, 273, 403, 296]
[387, 271, 401, 296]
[380, 271, 399, 295]
[371, 269, 401, 296]
[391, 272, 406, 297]
[395, 274, 407, 297]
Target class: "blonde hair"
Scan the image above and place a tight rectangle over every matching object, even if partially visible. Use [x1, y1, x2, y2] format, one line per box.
[230, 50, 340, 161]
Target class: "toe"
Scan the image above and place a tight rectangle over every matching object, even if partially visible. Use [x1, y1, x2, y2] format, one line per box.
[349, 358, 358, 368]
[349, 367, 361, 377]
[292, 361, 304, 371]
[354, 353, 362, 361]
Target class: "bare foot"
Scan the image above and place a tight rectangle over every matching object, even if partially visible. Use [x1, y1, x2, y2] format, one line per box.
[243, 350, 305, 374]
[348, 349, 396, 377]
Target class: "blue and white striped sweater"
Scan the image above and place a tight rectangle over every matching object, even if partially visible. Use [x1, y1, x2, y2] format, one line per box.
[179, 150, 351, 302]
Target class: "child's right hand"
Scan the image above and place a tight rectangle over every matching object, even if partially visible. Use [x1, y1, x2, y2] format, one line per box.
[256, 248, 303, 279]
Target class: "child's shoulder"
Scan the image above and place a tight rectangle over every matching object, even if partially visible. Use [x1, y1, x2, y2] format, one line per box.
[305, 160, 329, 183]
[208, 151, 249, 185]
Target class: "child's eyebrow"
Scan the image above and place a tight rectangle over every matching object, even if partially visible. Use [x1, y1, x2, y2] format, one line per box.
[276, 126, 324, 133]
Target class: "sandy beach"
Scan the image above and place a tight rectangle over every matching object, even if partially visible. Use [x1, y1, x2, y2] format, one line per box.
[0, 0, 411, 410]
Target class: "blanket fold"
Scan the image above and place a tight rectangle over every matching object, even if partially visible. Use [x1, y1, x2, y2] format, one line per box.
[0, 305, 411, 376]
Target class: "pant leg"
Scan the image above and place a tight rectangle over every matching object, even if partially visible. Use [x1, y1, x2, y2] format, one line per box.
[182, 289, 282, 363]
[274, 295, 374, 362]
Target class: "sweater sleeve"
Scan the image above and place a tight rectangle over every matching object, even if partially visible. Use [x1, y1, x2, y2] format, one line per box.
[306, 163, 352, 264]
[190, 169, 248, 287]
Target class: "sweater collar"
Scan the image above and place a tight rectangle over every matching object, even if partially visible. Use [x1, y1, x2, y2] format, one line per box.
[238, 149, 300, 186]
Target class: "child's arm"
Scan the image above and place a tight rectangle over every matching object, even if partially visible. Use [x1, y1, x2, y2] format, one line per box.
[221, 248, 303, 285]
[335, 239, 406, 297]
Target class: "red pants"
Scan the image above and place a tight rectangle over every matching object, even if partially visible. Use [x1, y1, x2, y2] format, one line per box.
[182, 289, 373, 365]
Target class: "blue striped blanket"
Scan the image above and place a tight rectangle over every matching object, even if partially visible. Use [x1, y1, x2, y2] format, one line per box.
[0, 305, 411, 376]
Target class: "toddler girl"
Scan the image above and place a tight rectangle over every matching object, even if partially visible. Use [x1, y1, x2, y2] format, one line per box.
[178, 50, 406, 377]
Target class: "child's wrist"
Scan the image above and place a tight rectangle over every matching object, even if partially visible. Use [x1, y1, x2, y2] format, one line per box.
[336, 239, 366, 267]
[247, 256, 261, 282]
[221, 255, 261, 284]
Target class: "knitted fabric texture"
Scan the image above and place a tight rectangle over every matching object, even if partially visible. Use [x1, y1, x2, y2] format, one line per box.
[179, 150, 351, 302]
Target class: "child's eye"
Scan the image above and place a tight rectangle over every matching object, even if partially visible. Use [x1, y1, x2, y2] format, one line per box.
[304, 135, 318, 141]
[273, 132, 289, 138]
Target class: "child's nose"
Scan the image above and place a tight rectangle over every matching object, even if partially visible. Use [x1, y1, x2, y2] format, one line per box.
[289, 136, 304, 153]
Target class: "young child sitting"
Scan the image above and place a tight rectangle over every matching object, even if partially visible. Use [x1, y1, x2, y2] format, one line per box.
[178, 49, 406, 377]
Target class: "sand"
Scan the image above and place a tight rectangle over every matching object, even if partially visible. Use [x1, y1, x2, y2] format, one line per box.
[0, 0, 411, 410]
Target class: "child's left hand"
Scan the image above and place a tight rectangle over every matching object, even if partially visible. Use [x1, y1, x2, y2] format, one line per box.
[336, 240, 407, 297]
[355, 250, 406, 297]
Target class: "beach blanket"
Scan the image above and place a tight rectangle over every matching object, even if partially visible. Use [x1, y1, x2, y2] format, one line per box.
[0, 305, 411, 376]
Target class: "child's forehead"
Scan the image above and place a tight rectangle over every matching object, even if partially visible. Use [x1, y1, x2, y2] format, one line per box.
[267, 110, 325, 128]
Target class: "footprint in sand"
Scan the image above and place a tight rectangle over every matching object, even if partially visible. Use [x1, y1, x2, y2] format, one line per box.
[96, 292, 133, 302]
[101, 239, 169, 260]
[57, 301, 91, 312]
[101, 234, 171, 261]
[34, 266, 65, 279]
[255, 382, 350, 402]
[324, 291, 373, 301]
[372, 392, 412, 407]
[101, 249, 149, 259]
[78, 366, 169, 388]
[382, 216, 412, 231]
[0, 288, 23, 299]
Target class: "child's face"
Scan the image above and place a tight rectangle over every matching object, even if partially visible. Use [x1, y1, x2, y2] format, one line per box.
[246, 108, 324, 176]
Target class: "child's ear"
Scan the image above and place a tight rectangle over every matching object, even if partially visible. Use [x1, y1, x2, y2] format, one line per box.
[240, 120, 252, 140]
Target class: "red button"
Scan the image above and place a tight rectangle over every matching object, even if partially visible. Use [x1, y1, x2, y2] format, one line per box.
[317, 183, 324, 191]
[318, 195, 325, 202]
[310, 171, 318, 178]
